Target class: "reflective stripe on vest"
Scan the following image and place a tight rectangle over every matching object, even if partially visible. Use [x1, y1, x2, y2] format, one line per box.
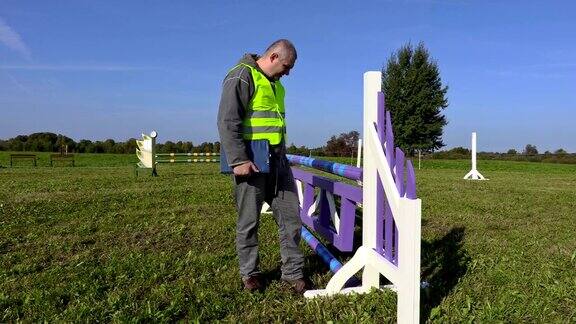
[245, 111, 285, 118]
[242, 126, 284, 134]
[233, 63, 286, 145]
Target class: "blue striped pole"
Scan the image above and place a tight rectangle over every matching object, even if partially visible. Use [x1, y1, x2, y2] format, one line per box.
[301, 226, 342, 273]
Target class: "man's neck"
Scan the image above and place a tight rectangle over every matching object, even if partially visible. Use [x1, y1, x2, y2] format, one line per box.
[256, 58, 273, 81]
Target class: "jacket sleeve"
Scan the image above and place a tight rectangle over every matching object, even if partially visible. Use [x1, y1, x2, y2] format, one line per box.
[217, 66, 254, 166]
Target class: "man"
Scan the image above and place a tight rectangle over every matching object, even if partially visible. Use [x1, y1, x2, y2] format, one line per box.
[217, 39, 308, 294]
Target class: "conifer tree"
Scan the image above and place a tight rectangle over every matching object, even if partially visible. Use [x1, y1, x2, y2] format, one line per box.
[381, 42, 448, 154]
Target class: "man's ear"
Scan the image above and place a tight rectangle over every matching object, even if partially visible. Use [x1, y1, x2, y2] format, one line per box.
[269, 52, 279, 62]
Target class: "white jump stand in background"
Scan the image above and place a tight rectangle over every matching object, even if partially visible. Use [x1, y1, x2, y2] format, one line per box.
[463, 132, 487, 180]
[136, 130, 158, 176]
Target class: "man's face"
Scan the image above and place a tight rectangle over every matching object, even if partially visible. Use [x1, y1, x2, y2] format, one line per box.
[270, 53, 295, 81]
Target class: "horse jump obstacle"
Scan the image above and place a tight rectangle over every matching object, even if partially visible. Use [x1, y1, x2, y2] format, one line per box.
[10, 153, 37, 167]
[288, 71, 422, 323]
[135, 131, 220, 176]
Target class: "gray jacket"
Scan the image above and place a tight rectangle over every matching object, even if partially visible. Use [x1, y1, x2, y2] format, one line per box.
[217, 54, 282, 167]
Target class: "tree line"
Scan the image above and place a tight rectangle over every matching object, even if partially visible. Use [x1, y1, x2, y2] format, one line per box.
[0, 132, 221, 154]
[433, 144, 571, 157]
[0, 131, 358, 156]
[430, 145, 575, 164]
[3, 132, 570, 162]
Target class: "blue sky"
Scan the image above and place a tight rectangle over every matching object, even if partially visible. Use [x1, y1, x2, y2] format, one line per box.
[1, 0, 575, 152]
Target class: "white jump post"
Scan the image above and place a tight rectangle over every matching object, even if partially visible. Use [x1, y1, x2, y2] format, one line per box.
[136, 130, 158, 176]
[304, 72, 422, 324]
[463, 132, 487, 180]
[356, 138, 362, 168]
[356, 138, 363, 187]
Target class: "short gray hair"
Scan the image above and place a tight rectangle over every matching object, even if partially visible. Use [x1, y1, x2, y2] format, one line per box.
[264, 39, 297, 60]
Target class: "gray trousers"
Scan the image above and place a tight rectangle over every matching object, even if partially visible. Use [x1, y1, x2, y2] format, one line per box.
[233, 154, 304, 281]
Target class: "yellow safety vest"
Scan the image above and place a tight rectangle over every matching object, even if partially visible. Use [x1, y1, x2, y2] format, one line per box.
[234, 63, 286, 145]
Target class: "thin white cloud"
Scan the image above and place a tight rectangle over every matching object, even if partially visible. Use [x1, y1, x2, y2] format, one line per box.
[0, 64, 160, 71]
[0, 17, 32, 60]
[4, 72, 31, 94]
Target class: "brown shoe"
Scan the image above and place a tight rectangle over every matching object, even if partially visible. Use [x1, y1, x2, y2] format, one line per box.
[282, 278, 310, 294]
[243, 275, 264, 292]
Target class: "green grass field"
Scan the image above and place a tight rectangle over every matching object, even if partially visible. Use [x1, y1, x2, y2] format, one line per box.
[1, 152, 575, 322]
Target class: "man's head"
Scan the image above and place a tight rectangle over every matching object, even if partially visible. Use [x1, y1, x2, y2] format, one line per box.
[256, 39, 297, 81]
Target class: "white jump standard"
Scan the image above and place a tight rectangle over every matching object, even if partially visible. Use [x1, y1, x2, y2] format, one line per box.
[463, 132, 487, 180]
[136, 130, 158, 176]
[289, 72, 422, 323]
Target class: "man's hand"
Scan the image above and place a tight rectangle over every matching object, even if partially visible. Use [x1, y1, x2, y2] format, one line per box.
[233, 161, 259, 176]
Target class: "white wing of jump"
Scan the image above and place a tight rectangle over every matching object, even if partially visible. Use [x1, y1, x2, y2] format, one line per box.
[325, 191, 340, 234]
[295, 179, 304, 209]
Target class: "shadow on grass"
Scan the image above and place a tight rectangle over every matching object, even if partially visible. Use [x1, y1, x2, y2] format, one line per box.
[420, 226, 470, 319]
[261, 255, 335, 288]
[262, 265, 282, 285]
[278, 225, 469, 304]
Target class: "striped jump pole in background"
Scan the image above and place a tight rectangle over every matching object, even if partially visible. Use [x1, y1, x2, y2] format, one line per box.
[156, 158, 219, 163]
[289, 71, 422, 324]
[156, 152, 220, 157]
[155, 152, 220, 164]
